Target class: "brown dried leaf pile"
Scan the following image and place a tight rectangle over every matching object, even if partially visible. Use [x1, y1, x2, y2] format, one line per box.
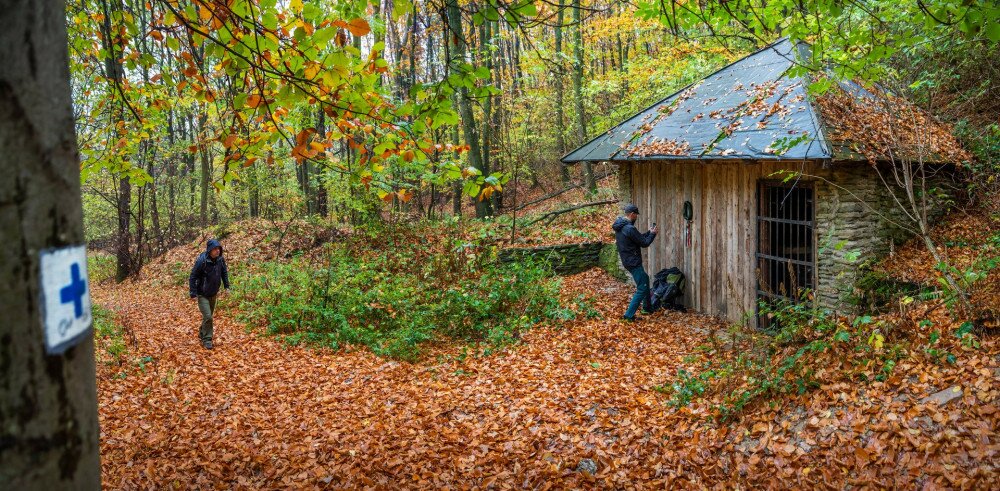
[816, 86, 973, 164]
[93, 222, 998, 488]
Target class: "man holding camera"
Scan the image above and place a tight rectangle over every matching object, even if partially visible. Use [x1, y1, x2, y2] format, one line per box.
[612, 204, 658, 321]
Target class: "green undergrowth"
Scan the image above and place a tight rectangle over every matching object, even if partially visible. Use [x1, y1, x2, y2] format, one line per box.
[93, 304, 128, 366]
[87, 252, 116, 284]
[655, 295, 982, 422]
[232, 223, 594, 361]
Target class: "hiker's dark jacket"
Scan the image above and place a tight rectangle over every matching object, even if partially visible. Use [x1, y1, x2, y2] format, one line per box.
[612, 216, 656, 270]
[189, 239, 230, 298]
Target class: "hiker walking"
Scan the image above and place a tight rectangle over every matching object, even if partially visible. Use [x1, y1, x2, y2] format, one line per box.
[189, 239, 230, 349]
[612, 204, 658, 321]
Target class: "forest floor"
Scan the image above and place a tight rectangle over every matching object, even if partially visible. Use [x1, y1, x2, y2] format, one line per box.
[92, 228, 998, 489]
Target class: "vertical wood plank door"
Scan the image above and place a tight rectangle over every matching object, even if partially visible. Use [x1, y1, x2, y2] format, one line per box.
[628, 160, 820, 326]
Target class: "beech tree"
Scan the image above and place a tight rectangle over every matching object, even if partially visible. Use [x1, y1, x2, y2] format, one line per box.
[0, 0, 101, 487]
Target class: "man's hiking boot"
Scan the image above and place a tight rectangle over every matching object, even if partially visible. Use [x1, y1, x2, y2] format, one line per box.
[203, 340, 213, 350]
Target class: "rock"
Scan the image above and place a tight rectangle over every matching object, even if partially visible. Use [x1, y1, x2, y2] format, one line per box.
[598, 244, 629, 282]
[576, 458, 598, 475]
[920, 385, 963, 406]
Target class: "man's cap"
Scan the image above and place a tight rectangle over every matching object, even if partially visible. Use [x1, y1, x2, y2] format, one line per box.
[623, 203, 640, 215]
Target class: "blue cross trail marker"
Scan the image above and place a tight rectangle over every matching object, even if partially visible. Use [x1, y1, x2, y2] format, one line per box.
[60, 263, 88, 318]
[40, 245, 93, 354]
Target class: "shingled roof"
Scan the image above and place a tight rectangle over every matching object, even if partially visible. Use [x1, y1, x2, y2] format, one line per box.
[561, 38, 970, 164]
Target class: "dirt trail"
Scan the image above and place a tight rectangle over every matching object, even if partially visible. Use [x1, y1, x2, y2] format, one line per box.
[92, 239, 998, 488]
[93, 269, 718, 488]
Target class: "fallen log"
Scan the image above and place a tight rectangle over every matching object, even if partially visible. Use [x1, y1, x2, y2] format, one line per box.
[507, 169, 616, 213]
[522, 198, 620, 227]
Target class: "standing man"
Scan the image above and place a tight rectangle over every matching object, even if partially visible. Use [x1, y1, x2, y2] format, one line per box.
[612, 204, 658, 321]
[189, 239, 230, 349]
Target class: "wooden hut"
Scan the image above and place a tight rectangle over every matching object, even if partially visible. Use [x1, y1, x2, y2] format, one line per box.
[562, 39, 970, 326]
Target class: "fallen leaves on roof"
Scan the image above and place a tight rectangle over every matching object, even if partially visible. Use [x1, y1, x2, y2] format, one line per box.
[816, 84, 973, 164]
[568, 39, 974, 164]
[627, 137, 692, 157]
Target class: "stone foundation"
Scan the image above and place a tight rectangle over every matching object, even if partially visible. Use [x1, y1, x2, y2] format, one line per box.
[813, 163, 951, 311]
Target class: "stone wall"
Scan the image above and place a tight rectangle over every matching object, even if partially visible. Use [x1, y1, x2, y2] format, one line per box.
[813, 163, 951, 311]
[598, 243, 631, 282]
[498, 242, 634, 282]
[498, 242, 604, 275]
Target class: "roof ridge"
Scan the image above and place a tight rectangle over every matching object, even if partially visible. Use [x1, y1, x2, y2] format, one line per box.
[561, 38, 798, 163]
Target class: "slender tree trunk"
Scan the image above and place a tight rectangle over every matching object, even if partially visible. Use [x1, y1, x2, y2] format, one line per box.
[513, 35, 523, 94]
[427, 16, 437, 82]
[247, 158, 260, 218]
[900, 159, 973, 314]
[134, 174, 146, 272]
[480, 21, 498, 210]
[146, 153, 163, 254]
[409, 2, 417, 91]
[0, 0, 101, 486]
[136, 22, 163, 254]
[99, 0, 133, 280]
[315, 107, 328, 217]
[427, 17, 439, 218]
[441, 6, 461, 217]
[186, 114, 196, 210]
[617, 33, 625, 71]
[298, 155, 312, 215]
[572, 0, 596, 195]
[450, 115, 463, 216]
[446, 0, 491, 217]
[166, 109, 177, 240]
[198, 110, 210, 227]
[373, 0, 387, 88]
[115, 176, 132, 281]
[554, 1, 569, 185]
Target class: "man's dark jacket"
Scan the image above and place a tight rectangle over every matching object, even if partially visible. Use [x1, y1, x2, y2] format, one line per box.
[612, 216, 656, 269]
[189, 239, 230, 298]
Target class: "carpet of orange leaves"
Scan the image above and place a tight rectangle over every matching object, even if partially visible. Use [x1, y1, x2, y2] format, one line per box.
[878, 208, 1000, 324]
[498, 173, 621, 247]
[91, 217, 998, 488]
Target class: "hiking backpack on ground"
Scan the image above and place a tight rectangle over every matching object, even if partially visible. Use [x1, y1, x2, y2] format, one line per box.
[650, 267, 686, 312]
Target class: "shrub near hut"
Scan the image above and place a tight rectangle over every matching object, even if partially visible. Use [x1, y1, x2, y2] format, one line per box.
[232, 230, 592, 361]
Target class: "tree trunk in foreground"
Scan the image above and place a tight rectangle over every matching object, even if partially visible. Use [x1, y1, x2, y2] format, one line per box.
[0, 0, 102, 487]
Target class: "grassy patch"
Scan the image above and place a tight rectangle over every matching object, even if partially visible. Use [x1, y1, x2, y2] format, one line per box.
[168, 260, 190, 287]
[233, 227, 589, 361]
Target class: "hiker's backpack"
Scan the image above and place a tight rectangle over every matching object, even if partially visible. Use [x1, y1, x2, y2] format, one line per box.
[650, 267, 686, 312]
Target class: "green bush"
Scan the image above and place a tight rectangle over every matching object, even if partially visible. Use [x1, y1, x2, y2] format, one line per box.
[233, 240, 584, 361]
[846, 262, 922, 313]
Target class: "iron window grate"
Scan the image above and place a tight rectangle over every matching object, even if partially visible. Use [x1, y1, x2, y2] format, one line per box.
[755, 180, 816, 329]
